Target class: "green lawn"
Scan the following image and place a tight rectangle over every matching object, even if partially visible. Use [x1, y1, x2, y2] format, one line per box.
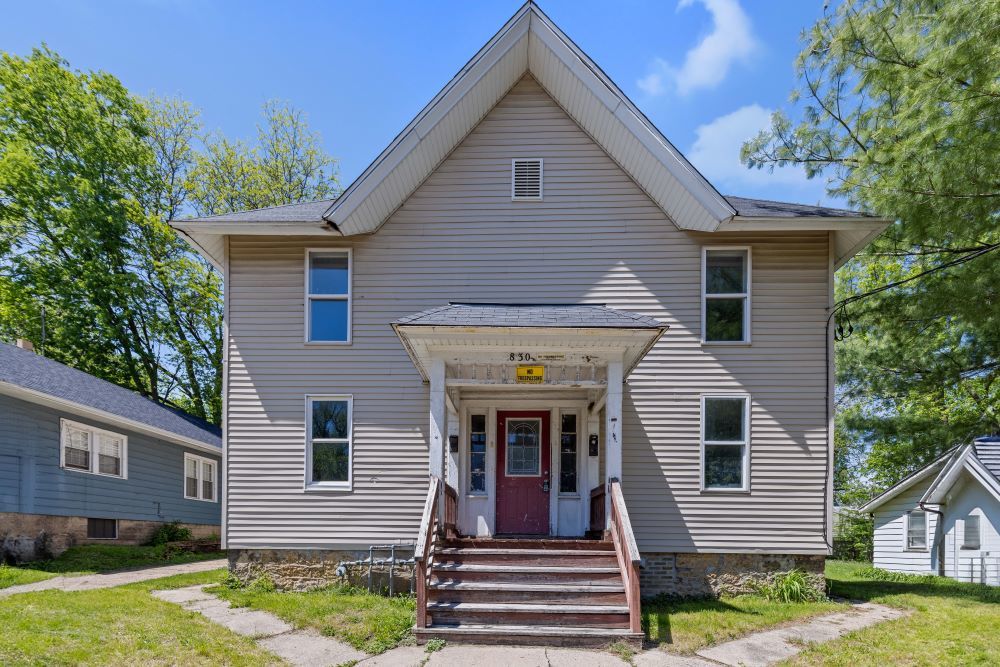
[785, 560, 1000, 666]
[211, 583, 415, 655]
[0, 545, 225, 589]
[642, 591, 844, 653]
[0, 568, 279, 666]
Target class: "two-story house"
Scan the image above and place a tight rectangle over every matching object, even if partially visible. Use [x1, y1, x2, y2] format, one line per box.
[172, 3, 888, 646]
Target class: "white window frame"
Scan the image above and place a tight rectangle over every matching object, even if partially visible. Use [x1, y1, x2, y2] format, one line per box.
[904, 509, 929, 551]
[702, 246, 752, 345]
[59, 418, 128, 479]
[511, 158, 543, 201]
[468, 412, 488, 496]
[183, 452, 218, 502]
[962, 513, 981, 550]
[557, 409, 580, 497]
[699, 394, 751, 492]
[305, 394, 353, 491]
[304, 248, 353, 345]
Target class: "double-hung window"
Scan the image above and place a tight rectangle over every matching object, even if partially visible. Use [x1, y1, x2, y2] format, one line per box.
[703, 248, 751, 343]
[184, 453, 218, 502]
[307, 396, 353, 490]
[306, 249, 351, 343]
[963, 515, 981, 550]
[906, 510, 928, 550]
[701, 396, 749, 491]
[60, 419, 127, 479]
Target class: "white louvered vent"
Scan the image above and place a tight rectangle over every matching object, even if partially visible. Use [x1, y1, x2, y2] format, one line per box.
[512, 158, 543, 200]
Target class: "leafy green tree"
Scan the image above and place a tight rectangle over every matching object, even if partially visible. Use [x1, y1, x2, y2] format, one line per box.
[0, 48, 339, 424]
[743, 0, 1000, 495]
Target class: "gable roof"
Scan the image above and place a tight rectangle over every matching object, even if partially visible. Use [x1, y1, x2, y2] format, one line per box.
[0, 343, 221, 452]
[395, 303, 664, 330]
[171, 3, 890, 270]
[860, 437, 1000, 512]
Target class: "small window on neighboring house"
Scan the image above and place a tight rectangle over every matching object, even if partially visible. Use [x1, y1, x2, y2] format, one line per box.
[702, 396, 749, 490]
[963, 515, 981, 549]
[703, 248, 750, 343]
[61, 420, 126, 479]
[307, 396, 352, 489]
[306, 250, 351, 343]
[469, 414, 487, 494]
[560, 412, 578, 494]
[906, 510, 928, 550]
[87, 518, 117, 539]
[184, 453, 217, 502]
[512, 158, 543, 200]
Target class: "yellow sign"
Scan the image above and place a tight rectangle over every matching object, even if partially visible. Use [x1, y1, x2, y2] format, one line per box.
[515, 365, 545, 384]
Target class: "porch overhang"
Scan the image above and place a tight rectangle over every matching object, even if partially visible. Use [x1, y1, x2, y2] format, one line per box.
[391, 304, 667, 384]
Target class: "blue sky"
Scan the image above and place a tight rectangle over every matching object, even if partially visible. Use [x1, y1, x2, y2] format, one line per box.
[2, 0, 840, 206]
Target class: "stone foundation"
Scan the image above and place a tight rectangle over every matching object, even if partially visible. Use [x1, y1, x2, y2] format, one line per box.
[228, 547, 415, 593]
[640, 552, 826, 598]
[0, 512, 219, 564]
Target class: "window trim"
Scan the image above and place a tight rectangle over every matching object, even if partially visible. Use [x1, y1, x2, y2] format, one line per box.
[304, 394, 354, 491]
[304, 248, 353, 346]
[504, 417, 543, 478]
[699, 394, 751, 492]
[962, 513, 981, 550]
[183, 452, 218, 503]
[904, 509, 929, 552]
[468, 412, 488, 496]
[59, 418, 128, 479]
[701, 246, 752, 345]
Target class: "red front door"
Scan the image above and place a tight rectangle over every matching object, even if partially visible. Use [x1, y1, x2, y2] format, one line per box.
[496, 410, 550, 535]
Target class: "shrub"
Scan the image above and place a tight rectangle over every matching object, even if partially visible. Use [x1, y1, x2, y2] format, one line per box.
[832, 510, 874, 561]
[247, 574, 277, 593]
[855, 566, 938, 584]
[148, 521, 193, 546]
[756, 569, 825, 603]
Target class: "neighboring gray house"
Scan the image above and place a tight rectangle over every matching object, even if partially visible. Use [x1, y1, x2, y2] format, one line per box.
[171, 3, 889, 646]
[0, 341, 222, 562]
[861, 436, 1000, 585]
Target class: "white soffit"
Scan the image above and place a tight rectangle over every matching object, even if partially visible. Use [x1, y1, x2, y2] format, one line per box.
[720, 216, 891, 269]
[324, 2, 735, 236]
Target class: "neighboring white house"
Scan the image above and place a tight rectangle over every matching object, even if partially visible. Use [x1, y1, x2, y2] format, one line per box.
[171, 3, 891, 645]
[861, 436, 1000, 585]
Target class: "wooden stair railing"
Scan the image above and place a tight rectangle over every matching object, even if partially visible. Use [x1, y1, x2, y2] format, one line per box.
[443, 480, 459, 539]
[414, 475, 441, 629]
[608, 479, 642, 633]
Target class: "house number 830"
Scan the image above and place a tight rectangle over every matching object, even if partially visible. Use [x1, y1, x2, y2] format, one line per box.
[509, 352, 536, 362]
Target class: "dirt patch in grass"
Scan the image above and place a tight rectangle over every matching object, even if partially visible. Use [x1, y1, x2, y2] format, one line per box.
[212, 583, 415, 655]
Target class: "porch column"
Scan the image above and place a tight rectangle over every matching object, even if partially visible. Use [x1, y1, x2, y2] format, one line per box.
[604, 358, 623, 528]
[429, 357, 446, 481]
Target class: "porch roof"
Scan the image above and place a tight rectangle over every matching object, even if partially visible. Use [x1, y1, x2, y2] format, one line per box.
[394, 303, 663, 330]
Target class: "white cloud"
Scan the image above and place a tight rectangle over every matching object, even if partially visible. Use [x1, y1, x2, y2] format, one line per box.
[687, 104, 817, 191]
[638, 0, 758, 96]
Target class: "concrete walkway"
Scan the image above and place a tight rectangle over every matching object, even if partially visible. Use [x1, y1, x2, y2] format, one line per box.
[0, 558, 227, 598]
[153, 584, 904, 667]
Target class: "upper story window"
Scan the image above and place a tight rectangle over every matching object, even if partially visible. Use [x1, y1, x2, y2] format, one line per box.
[703, 248, 751, 343]
[963, 514, 981, 549]
[906, 510, 928, 550]
[701, 395, 749, 491]
[184, 453, 218, 502]
[307, 395, 353, 490]
[306, 249, 351, 343]
[60, 419, 127, 479]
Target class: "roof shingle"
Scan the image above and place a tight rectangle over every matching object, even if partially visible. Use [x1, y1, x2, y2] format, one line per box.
[0, 343, 220, 449]
[394, 303, 663, 329]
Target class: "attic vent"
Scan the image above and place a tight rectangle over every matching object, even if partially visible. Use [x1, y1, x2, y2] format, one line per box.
[512, 158, 543, 200]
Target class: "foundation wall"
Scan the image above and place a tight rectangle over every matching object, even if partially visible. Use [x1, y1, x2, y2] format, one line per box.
[640, 552, 826, 598]
[228, 547, 415, 594]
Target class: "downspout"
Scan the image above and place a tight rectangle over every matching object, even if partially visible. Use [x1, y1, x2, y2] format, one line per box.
[919, 501, 946, 577]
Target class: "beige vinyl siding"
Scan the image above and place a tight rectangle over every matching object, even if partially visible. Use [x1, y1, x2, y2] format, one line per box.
[225, 76, 831, 552]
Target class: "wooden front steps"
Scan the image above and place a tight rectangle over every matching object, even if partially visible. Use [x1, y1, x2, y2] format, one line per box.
[413, 537, 644, 648]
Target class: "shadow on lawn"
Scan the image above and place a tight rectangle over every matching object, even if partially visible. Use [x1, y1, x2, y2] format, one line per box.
[828, 569, 1000, 606]
[640, 596, 755, 647]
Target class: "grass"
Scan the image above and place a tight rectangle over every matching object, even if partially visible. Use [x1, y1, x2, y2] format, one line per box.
[0, 568, 280, 666]
[784, 560, 1000, 666]
[642, 592, 844, 653]
[0, 544, 226, 589]
[211, 582, 415, 655]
